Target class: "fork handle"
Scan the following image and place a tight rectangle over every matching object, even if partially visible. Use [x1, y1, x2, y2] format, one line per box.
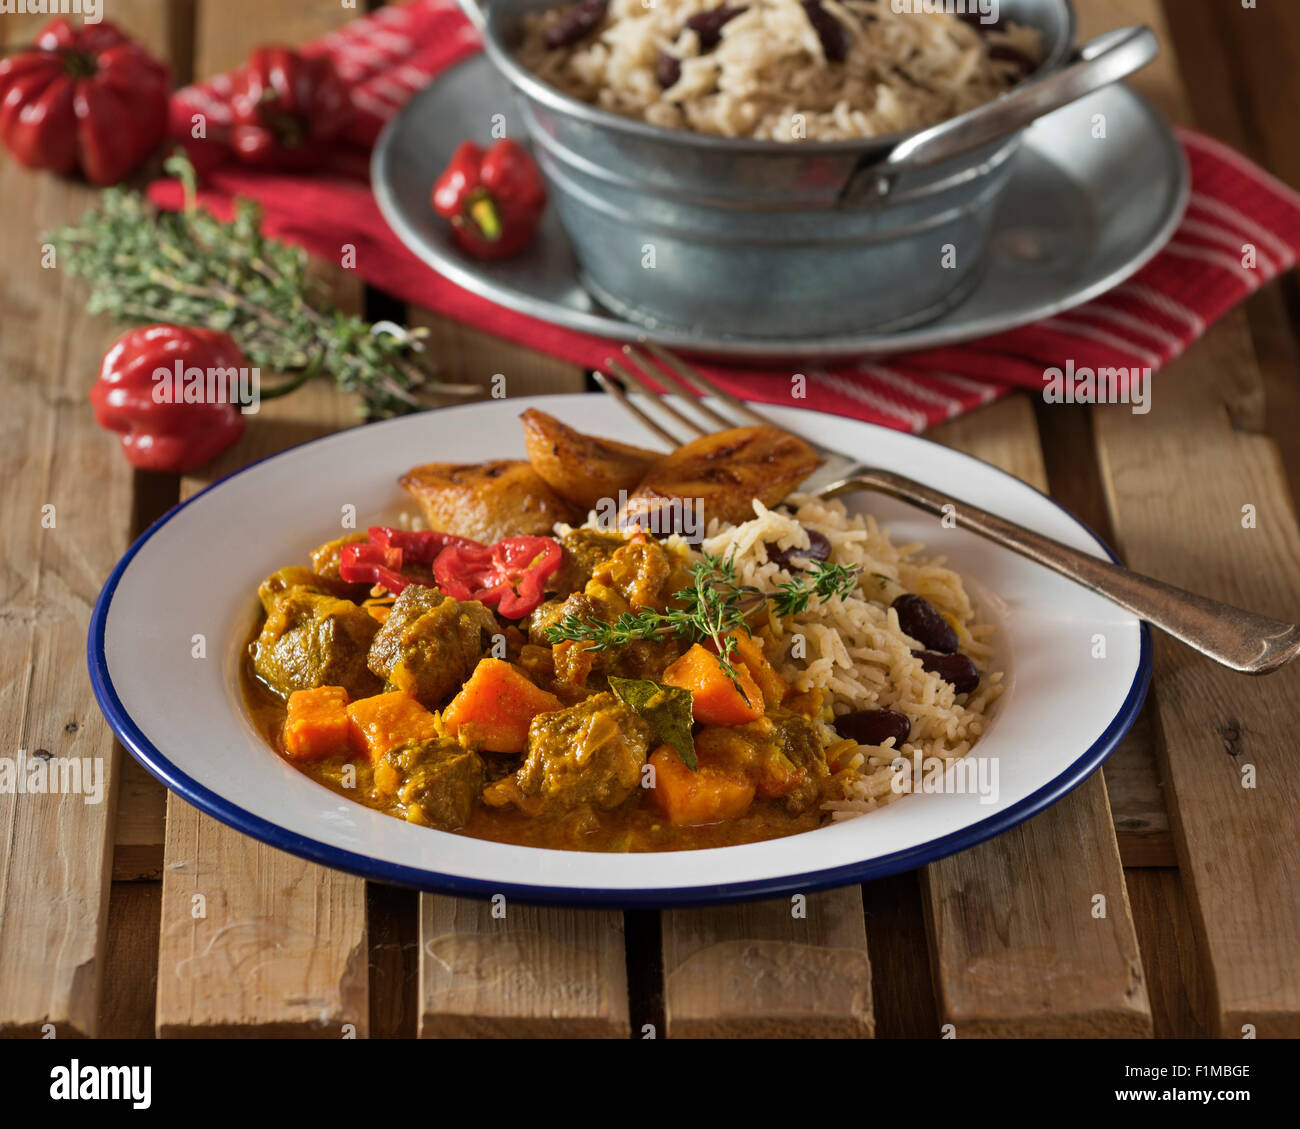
[825, 470, 1300, 675]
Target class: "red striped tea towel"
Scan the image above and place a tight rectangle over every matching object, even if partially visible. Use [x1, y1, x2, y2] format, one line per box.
[151, 0, 1300, 434]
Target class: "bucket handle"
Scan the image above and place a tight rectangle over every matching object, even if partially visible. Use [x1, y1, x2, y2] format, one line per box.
[839, 25, 1160, 206]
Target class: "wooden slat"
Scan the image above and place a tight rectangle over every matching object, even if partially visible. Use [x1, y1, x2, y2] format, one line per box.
[1092, 317, 1300, 1035]
[0, 0, 176, 1040]
[661, 891, 873, 1037]
[1086, 0, 1300, 1040]
[419, 898, 629, 1037]
[153, 0, 370, 1038]
[157, 787, 369, 1037]
[922, 397, 1152, 1036]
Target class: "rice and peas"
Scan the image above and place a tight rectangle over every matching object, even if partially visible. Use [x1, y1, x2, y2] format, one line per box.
[518, 0, 1042, 142]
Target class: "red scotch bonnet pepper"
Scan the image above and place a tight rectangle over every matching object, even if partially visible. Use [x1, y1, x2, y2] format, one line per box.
[340, 527, 562, 618]
[0, 17, 170, 186]
[434, 536, 562, 617]
[339, 528, 482, 596]
[89, 326, 250, 474]
[432, 139, 547, 260]
[229, 46, 352, 170]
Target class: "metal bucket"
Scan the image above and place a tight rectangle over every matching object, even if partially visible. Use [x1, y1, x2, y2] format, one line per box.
[479, 1, 1108, 338]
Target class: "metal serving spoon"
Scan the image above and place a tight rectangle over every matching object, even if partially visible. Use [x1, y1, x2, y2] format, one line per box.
[840, 25, 1160, 201]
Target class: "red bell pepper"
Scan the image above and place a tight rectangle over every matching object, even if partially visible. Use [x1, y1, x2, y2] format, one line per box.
[434, 536, 562, 618]
[0, 18, 169, 186]
[431, 139, 546, 260]
[229, 46, 352, 169]
[89, 325, 248, 474]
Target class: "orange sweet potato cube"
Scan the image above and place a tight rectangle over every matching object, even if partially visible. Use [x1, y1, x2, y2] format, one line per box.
[282, 686, 351, 763]
[345, 690, 440, 764]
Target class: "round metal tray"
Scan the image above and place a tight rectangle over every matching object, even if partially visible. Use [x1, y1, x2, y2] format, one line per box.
[372, 54, 1189, 360]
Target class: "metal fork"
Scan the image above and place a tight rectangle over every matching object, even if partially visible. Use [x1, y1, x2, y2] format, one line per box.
[595, 343, 1300, 676]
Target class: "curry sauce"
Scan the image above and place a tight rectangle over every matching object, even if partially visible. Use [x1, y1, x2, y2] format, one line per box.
[241, 650, 826, 852]
[241, 522, 840, 853]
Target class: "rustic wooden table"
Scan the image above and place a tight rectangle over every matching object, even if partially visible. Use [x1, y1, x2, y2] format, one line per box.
[2, 0, 1297, 1039]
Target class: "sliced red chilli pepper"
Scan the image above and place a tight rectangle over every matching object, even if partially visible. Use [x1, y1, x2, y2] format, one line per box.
[433, 535, 562, 618]
[339, 542, 419, 594]
[367, 526, 482, 564]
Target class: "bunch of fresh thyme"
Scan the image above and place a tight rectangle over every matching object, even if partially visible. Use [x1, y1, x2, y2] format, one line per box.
[47, 155, 477, 417]
[544, 551, 860, 692]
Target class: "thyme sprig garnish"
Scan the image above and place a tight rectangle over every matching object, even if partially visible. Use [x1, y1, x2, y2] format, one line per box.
[543, 551, 861, 695]
[46, 154, 479, 418]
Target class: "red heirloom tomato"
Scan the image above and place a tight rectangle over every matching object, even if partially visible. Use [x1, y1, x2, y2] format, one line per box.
[229, 46, 352, 169]
[90, 325, 249, 474]
[0, 17, 170, 186]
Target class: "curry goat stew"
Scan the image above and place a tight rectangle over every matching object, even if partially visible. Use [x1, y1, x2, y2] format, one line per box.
[241, 525, 843, 853]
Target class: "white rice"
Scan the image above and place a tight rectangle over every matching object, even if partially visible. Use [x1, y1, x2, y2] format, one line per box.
[518, 0, 1041, 141]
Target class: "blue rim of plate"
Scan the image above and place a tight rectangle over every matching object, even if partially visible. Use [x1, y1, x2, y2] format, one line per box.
[88, 404, 1152, 908]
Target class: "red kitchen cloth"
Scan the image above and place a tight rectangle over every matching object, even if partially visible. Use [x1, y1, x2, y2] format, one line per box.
[150, 0, 1300, 434]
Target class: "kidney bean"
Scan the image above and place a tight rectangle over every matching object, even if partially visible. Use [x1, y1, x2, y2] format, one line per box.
[912, 650, 980, 694]
[988, 43, 1037, 76]
[620, 502, 703, 546]
[892, 593, 958, 654]
[835, 708, 911, 748]
[802, 1, 850, 63]
[544, 0, 608, 49]
[764, 528, 831, 569]
[656, 51, 682, 89]
[684, 5, 746, 50]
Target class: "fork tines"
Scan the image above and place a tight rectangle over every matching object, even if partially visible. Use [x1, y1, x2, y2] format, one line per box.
[595, 342, 776, 448]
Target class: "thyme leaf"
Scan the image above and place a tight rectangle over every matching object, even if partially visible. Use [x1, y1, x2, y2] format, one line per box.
[543, 552, 860, 700]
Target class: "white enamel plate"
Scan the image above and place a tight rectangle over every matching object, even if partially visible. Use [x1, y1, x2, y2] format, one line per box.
[90, 396, 1150, 906]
